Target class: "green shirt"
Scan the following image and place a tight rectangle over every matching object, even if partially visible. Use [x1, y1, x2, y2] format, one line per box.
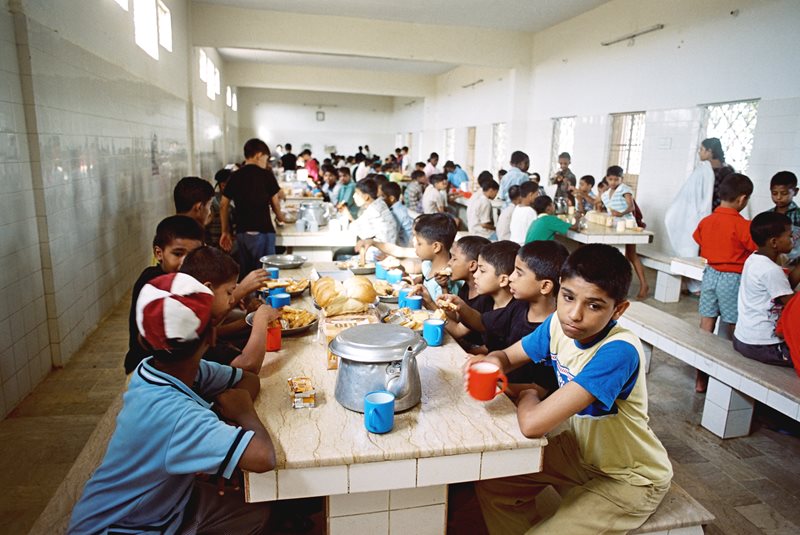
[525, 214, 571, 243]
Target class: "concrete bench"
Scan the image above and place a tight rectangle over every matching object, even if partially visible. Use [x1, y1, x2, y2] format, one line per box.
[619, 301, 800, 439]
[537, 481, 713, 534]
[638, 247, 682, 303]
[670, 256, 705, 282]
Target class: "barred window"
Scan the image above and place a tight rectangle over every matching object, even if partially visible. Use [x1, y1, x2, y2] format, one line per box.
[549, 116, 575, 178]
[608, 112, 646, 194]
[491, 123, 508, 173]
[702, 100, 759, 172]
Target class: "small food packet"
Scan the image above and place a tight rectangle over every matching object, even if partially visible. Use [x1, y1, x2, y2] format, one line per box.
[288, 376, 316, 409]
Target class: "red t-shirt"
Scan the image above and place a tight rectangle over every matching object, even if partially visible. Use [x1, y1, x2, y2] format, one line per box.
[693, 207, 757, 273]
[776, 292, 800, 377]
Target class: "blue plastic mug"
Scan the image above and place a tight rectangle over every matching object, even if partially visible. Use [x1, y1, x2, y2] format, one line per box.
[364, 391, 395, 434]
[405, 295, 422, 310]
[423, 319, 445, 347]
[375, 263, 388, 280]
[269, 292, 291, 308]
[397, 287, 412, 308]
[266, 267, 279, 279]
[386, 269, 403, 284]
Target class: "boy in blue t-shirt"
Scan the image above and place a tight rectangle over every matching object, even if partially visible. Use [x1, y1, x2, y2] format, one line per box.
[472, 244, 672, 534]
[70, 273, 275, 535]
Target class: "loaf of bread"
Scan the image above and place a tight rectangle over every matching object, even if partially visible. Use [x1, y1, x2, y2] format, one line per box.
[311, 277, 339, 307]
[343, 276, 377, 303]
[312, 275, 375, 316]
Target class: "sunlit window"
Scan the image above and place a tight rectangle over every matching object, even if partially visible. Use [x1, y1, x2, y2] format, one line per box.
[232, 93, 238, 112]
[607, 112, 646, 194]
[226, 86, 232, 107]
[214, 68, 221, 96]
[113, 0, 129, 11]
[702, 100, 759, 172]
[199, 50, 208, 82]
[549, 116, 575, 178]
[133, 0, 159, 60]
[206, 73, 216, 100]
[156, 0, 172, 52]
[491, 123, 508, 173]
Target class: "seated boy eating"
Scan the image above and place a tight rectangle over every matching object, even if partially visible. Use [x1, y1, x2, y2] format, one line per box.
[442, 236, 492, 351]
[409, 213, 461, 307]
[70, 272, 276, 534]
[181, 246, 282, 373]
[472, 244, 672, 534]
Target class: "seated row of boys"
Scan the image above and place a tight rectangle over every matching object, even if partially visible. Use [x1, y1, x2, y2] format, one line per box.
[360, 213, 673, 532]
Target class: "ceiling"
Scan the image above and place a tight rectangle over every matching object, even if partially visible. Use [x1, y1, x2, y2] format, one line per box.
[218, 48, 458, 75]
[196, 0, 609, 33]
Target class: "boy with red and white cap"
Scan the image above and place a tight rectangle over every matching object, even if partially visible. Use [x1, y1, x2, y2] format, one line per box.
[69, 272, 275, 535]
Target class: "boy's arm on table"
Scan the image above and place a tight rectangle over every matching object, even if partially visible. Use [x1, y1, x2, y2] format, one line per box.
[515, 383, 594, 438]
[230, 305, 281, 374]
[233, 269, 270, 302]
[357, 238, 416, 259]
[438, 294, 485, 332]
[232, 370, 261, 400]
[215, 388, 276, 473]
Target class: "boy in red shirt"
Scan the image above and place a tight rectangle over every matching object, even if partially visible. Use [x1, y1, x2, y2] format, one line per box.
[693, 173, 757, 391]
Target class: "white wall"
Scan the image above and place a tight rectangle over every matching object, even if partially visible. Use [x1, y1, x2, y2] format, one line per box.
[237, 88, 396, 158]
[525, 0, 800, 252]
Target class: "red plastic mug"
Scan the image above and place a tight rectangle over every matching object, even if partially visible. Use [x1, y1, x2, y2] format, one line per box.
[266, 325, 282, 352]
[468, 362, 508, 401]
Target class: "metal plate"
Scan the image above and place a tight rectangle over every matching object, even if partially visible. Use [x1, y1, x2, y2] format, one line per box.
[349, 265, 375, 275]
[245, 312, 318, 335]
[260, 254, 307, 269]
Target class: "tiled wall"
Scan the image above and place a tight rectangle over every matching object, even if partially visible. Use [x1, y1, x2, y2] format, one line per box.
[0, 4, 49, 416]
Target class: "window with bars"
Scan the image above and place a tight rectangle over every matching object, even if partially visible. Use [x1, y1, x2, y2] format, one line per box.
[607, 112, 646, 194]
[444, 128, 456, 161]
[491, 123, 508, 173]
[549, 117, 575, 178]
[702, 100, 759, 172]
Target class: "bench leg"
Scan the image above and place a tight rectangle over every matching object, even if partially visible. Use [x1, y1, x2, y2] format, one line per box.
[641, 342, 652, 374]
[654, 272, 682, 303]
[700, 378, 754, 439]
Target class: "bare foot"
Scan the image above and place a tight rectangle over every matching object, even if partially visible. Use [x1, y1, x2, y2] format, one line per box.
[695, 370, 708, 393]
[636, 286, 649, 300]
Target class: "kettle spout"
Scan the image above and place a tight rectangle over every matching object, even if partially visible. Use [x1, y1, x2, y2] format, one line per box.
[386, 345, 414, 399]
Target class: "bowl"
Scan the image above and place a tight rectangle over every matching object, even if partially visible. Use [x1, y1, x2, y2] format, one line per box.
[261, 254, 307, 270]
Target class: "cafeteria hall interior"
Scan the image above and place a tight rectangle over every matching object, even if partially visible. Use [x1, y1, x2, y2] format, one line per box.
[1, 0, 799, 534]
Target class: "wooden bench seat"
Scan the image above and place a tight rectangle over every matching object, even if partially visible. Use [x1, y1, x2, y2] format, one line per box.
[619, 301, 800, 439]
[631, 483, 715, 534]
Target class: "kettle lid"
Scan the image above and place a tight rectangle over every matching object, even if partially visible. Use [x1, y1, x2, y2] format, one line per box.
[329, 324, 424, 362]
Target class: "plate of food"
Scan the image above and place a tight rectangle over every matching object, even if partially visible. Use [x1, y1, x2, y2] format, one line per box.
[245, 306, 318, 335]
[373, 279, 399, 303]
[284, 278, 310, 296]
[260, 254, 307, 270]
[382, 307, 446, 331]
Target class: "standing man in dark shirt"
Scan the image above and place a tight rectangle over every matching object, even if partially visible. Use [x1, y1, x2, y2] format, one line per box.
[220, 138, 286, 276]
[280, 142, 297, 171]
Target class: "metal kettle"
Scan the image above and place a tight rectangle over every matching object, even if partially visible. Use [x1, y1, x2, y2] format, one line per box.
[298, 201, 331, 227]
[330, 324, 426, 412]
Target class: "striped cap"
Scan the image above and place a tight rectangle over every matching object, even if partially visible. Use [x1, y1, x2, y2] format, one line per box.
[136, 272, 214, 351]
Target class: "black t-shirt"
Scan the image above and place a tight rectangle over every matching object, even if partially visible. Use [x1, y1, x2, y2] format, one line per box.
[457, 285, 494, 348]
[223, 164, 281, 233]
[124, 265, 164, 374]
[481, 299, 541, 352]
[281, 153, 297, 171]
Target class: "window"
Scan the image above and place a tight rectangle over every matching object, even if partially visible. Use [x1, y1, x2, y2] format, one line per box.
[156, 1, 172, 52]
[113, 0, 129, 10]
[444, 128, 455, 161]
[702, 100, 759, 172]
[199, 50, 208, 82]
[491, 122, 508, 173]
[133, 0, 159, 60]
[231, 93, 237, 112]
[226, 86, 232, 107]
[466, 126, 476, 188]
[549, 117, 575, 178]
[607, 112, 646, 194]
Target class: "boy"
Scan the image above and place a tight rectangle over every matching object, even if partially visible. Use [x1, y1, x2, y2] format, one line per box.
[444, 160, 469, 191]
[550, 151, 576, 206]
[693, 173, 757, 391]
[70, 272, 275, 534]
[422, 173, 449, 214]
[733, 212, 800, 366]
[495, 185, 520, 241]
[467, 179, 499, 239]
[572, 174, 597, 214]
[443, 240, 568, 389]
[174, 176, 215, 228]
[124, 216, 205, 374]
[382, 181, 414, 247]
[344, 177, 399, 250]
[181, 246, 282, 373]
[525, 195, 577, 243]
[206, 168, 237, 253]
[410, 213, 461, 307]
[499, 150, 530, 206]
[336, 166, 357, 218]
[473, 244, 672, 534]
[320, 163, 340, 203]
[768, 170, 800, 263]
[404, 169, 428, 214]
[509, 181, 540, 244]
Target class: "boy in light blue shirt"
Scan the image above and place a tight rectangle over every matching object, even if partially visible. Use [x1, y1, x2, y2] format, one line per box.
[382, 181, 414, 247]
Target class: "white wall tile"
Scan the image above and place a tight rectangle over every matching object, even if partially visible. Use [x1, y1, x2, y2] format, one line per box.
[277, 465, 349, 500]
[389, 486, 447, 510]
[481, 448, 543, 480]
[349, 459, 417, 493]
[388, 504, 446, 535]
[329, 491, 389, 517]
[329, 511, 389, 535]
[417, 453, 481, 487]
[246, 470, 277, 502]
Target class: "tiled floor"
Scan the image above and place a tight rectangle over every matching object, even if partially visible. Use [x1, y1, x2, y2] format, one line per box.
[1, 270, 799, 534]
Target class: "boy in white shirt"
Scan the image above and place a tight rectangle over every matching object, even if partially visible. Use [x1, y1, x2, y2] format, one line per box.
[467, 179, 499, 239]
[508, 181, 540, 244]
[496, 185, 521, 241]
[422, 174, 449, 214]
[733, 211, 800, 365]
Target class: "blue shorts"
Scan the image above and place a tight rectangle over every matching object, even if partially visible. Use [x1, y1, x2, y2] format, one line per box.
[698, 266, 741, 323]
